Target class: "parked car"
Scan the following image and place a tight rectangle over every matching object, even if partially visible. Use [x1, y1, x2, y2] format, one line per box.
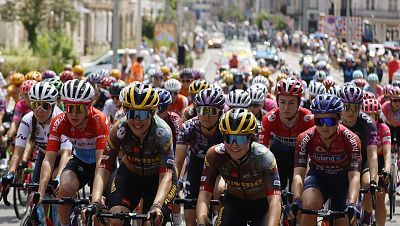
[82, 49, 137, 75]
[208, 32, 225, 48]
[253, 42, 279, 67]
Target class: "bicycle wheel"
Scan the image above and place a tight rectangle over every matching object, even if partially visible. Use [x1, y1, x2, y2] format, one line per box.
[13, 186, 29, 219]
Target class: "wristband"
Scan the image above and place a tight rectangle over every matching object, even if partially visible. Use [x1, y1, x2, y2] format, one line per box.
[151, 203, 162, 210]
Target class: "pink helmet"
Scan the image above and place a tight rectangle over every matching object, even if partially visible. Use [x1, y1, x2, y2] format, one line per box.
[362, 99, 381, 114]
[363, 92, 376, 100]
[20, 80, 38, 94]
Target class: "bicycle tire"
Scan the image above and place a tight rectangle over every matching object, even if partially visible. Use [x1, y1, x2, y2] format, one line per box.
[13, 186, 28, 219]
[20, 208, 35, 226]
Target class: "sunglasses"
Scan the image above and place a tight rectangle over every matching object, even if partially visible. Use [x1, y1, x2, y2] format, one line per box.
[314, 117, 338, 127]
[391, 99, 400, 103]
[158, 105, 168, 113]
[223, 134, 250, 145]
[65, 104, 87, 114]
[31, 102, 54, 111]
[196, 106, 219, 116]
[126, 109, 151, 120]
[343, 104, 360, 112]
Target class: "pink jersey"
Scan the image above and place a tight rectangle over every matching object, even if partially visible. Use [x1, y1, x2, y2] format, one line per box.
[376, 122, 391, 156]
[382, 101, 400, 127]
[13, 100, 31, 122]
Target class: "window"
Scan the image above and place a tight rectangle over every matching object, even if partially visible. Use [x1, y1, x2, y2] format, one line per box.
[366, 0, 375, 10]
[389, 0, 398, 11]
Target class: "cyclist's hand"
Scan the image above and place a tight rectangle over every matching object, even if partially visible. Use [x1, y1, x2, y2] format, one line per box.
[381, 169, 390, 185]
[148, 204, 163, 225]
[0, 172, 14, 191]
[369, 180, 377, 193]
[288, 197, 302, 220]
[344, 203, 358, 220]
[83, 202, 101, 224]
[28, 192, 43, 207]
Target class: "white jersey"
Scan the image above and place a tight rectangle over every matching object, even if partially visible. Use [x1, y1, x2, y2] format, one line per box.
[102, 99, 119, 120]
[15, 105, 72, 153]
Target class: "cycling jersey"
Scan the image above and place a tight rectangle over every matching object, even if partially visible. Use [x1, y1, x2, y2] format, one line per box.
[377, 95, 388, 105]
[13, 100, 31, 122]
[200, 142, 281, 200]
[364, 85, 383, 96]
[345, 113, 378, 166]
[102, 99, 119, 122]
[295, 124, 361, 175]
[16, 106, 72, 154]
[168, 94, 188, 116]
[263, 98, 277, 112]
[93, 88, 109, 111]
[47, 106, 109, 164]
[182, 104, 196, 121]
[382, 101, 400, 127]
[113, 107, 125, 124]
[376, 122, 391, 156]
[100, 115, 174, 175]
[162, 111, 183, 151]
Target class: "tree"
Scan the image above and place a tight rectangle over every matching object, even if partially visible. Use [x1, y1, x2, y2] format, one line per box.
[255, 11, 287, 31]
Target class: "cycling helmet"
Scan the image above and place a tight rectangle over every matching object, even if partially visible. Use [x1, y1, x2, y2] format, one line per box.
[315, 70, 327, 81]
[222, 71, 233, 85]
[170, 71, 180, 80]
[354, 78, 368, 88]
[46, 77, 63, 93]
[279, 56, 285, 65]
[392, 80, 400, 88]
[29, 81, 58, 102]
[60, 70, 74, 82]
[280, 65, 291, 75]
[219, 108, 257, 135]
[100, 76, 114, 88]
[109, 81, 126, 96]
[310, 94, 344, 114]
[308, 82, 326, 96]
[210, 83, 223, 93]
[179, 68, 194, 79]
[275, 78, 304, 97]
[110, 69, 121, 80]
[322, 79, 336, 89]
[343, 82, 356, 87]
[10, 73, 25, 86]
[25, 71, 42, 82]
[363, 92, 375, 100]
[153, 70, 165, 79]
[338, 86, 364, 104]
[192, 69, 205, 80]
[164, 78, 182, 92]
[72, 65, 84, 76]
[189, 80, 209, 95]
[248, 86, 266, 103]
[346, 54, 355, 62]
[194, 88, 225, 110]
[122, 83, 159, 110]
[96, 69, 110, 78]
[160, 66, 170, 75]
[257, 58, 266, 67]
[327, 86, 340, 96]
[232, 71, 244, 84]
[251, 66, 261, 76]
[227, 89, 251, 108]
[362, 99, 381, 114]
[367, 73, 379, 82]
[86, 72, 103, 84]
[157, 88, 173, 106]
[259, 67, 270, 77]
[390, 87, 400, 99]
[383, 84, 393, 96]
[315, 61, 329, 72]
[251, 75, 269, 86]
[61, 79, 95, 104]
[20, 80, 38, 94]
[352, 70, 363, 80]
[250, 83, 268, 95]
[276, 72, 288, 82]
[42, 70, 57, 79]
[302, 61, 311, 69]
[119, 85, 131, 103]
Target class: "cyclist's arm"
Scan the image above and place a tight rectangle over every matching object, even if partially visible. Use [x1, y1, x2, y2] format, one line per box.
[292, 131, 309, 199]
[259, 113, 272, 146]
[196, 190, 212, 224]
[367, 145, 379, 181]
[292, 167, 306, 199]
[9, 116, 32, 172]
[38, 151, 58, 197]
[7, 145, 25, 173]
[6, 121, 18, 138]
[21, 140, 34, 162]
[175, 144, 188, 178]
[91, 168, 111, 203]
[152, 172, 172, 208]
[267, 195, 281, 225]
[54, 148, 71, 177]
[346, 131, 361, 204]
[382, 143, 391, 172]
[347, 171, 360, 205]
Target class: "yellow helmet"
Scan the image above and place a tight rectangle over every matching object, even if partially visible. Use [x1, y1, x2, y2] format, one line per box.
[110, 69, 121, 80]
[169, 71, 180, 80]
[189, 79, 209, 95]
[221, 71, 233, 85]
[219, 108, 258, 135]
[161, 66, 170, 76]
[259, 67, 270, 77]
[122, 83, 159, 110]
[251, 66, 261, 76]
[25, 71, 42, 82]
[10, 73, 26, 86]
[276, 72, 288, 82]
[72, 65, 84, 76]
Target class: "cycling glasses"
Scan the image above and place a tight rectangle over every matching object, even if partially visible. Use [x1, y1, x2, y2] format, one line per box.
[126, 109, 151, 120]
[65, 104, 87, 114]
[343, 103, 360, 112]
[314, 117, 338, 127]
[223, 135, 250, 145]
[196, 106, 219, 116]
[31, 102, 54, 111]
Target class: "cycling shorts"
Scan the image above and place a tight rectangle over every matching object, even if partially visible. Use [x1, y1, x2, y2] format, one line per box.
[32, 152, 60, 184]
[303, 171, 348, 215]
[183, 155, 203, 209]
[62, 155, 95, 189]
[216, 191, 269, 226]
[270, 145, 294, 190]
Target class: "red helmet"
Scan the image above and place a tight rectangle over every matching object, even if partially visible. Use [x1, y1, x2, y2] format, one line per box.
[383, 84, 393, 96]
[274, 78, 304, 97]
[363, 92, 376, 100]
[20, 80, 38, 94]
[390, 87, 400, 99]
[354, 78, 368, 88]
[323, 79, 336, 90]
[362, 99, 381, 114]
[60, 70, 74, 82]
[100, 76, 114, 88]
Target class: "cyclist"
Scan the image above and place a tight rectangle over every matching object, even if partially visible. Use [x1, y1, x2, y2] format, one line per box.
[226, 89, 251, 110]
[382, 87, 400, 148]
[292, 94, 361, 226]
[338, 86, 378, 225]
[378, 84, 392, 105]
[72, 65, 84, 80]
[102, 81, 125, 122]
[178, 68, 194, 98]
[44, 79, 109, 226]
[182, 80, 210, 121]
[87, 72, 109, 111]
[230, 70, 248, 92]
[25, 71, 43, 82]
[175, 88, 225, 226]
[247, 85, 267, 122]
[42, 70, 57, 80]
[364, 73, 383, 97]
[164, 78, 188, 117]
[361, 99, 391, 226]
[340, 55, 359, 83]
[302, 82, 326, 109]
[6, 73, 25, 105]
[260, 78, 314, 190]
[59, 70, 74, 83]
[5, 80, 36, 141]
[197, 108, 282, 226]
[300, 61, 315, 85]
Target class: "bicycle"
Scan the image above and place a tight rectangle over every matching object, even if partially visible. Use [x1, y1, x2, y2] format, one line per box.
[300, 208, 348, 226]
[280, 190, 295, 226]
[357, 185, 385, 226]
[13, 164, 35, 219]
[389, 138, 399, 219]
[172, 197, 221, 226]
[86, 210, 151, 226]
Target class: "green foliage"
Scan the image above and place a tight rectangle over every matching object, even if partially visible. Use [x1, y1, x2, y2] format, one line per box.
[221, 6, 245, 22]
[142, 17, 155, 39]
[255, 12, 288, 31]
[0, 55, 47, 76]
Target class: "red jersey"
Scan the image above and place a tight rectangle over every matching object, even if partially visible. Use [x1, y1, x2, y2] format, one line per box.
[47, 106, 110, 164]
[168, 94, 188, 117]
[382, 101, 400, 127]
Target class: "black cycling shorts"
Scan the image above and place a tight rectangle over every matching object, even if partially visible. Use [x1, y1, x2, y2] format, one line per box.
[270, 144, 294, 190]
[62, 155, 95, 189]
[216, 191, 269, 226]
[183, 155, 204, 209]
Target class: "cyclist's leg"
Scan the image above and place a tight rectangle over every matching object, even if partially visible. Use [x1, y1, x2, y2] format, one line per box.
[58, 161, 81, 225]
[300, 175, 326, 226]
[247, 198, 268, 226]
[183, 158, 203, 226]
[216, 192, 247, 226]
[271, 148, 290, 190]
[361, 166, 373, 224]
[375, 157, 387, 226]
[328, 175, 349, 226]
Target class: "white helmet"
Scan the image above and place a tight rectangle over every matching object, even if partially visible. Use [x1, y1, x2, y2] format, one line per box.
[226, 89, 251, 108]
[315, 70, 327, 81]
[250, 83, 268, 95]
[247, 86, 266, 103]
[308, 82, 326, 96]
[29, 81, 58, 102]
[61, 79, 95, 104]
[251, 76, 269, 89]
[164, 78, 182, 92]
[327, 85, 340, 96]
